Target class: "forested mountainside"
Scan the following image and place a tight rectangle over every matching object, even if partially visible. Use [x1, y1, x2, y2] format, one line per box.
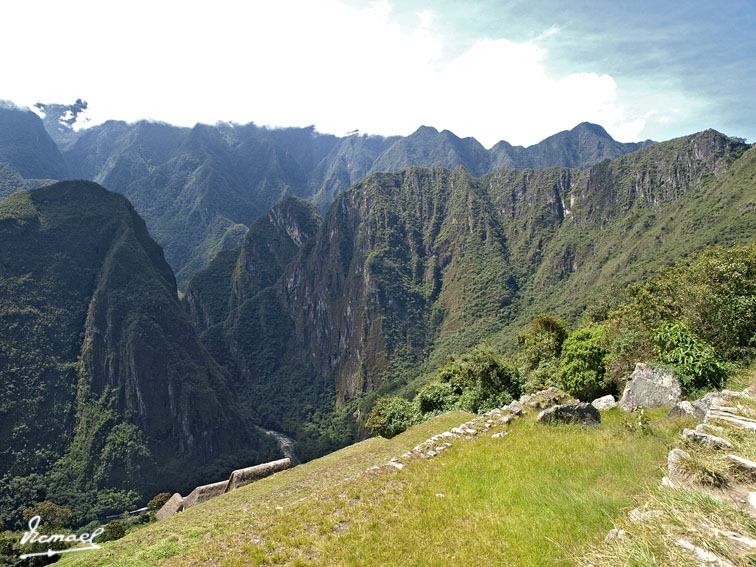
[62, 120, 650, 289]
[0, 102, 652, 289]
[0, 181, 278, 528]
[185, 130, 755, 457]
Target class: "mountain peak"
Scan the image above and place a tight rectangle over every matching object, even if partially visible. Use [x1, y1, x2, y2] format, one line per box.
[571, 122, 611, 138]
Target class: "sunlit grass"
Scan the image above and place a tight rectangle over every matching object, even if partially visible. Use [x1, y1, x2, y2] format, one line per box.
[581, 364, 756, 567]
[61, 406, 682, 566]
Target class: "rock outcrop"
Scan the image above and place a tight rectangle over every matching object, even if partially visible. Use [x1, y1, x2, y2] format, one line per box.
[592, 395, 617, 411]
[537, 402, 601, 427]
[619, 363, 681, 412]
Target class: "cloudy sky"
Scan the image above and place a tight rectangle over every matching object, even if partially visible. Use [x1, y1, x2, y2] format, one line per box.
[2, 0, 754, 147]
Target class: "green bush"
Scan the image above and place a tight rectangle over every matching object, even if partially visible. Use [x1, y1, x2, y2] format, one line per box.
[365, 397, 419, 438]
[415, 382, 456, 415]
[517, 314, 568, 372]
[651, 321, 728, 394]
[147, 492, 171, 520]
[523, 359, 561, 394]
[436, 342, 522, 414]
[558, 326, 610, 401]
[605, 245, 756, 380]
[101, 519, 126, 542]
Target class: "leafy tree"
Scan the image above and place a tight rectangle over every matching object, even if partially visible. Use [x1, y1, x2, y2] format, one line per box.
[366, 397, 419, 438]
[558, 326, 610, 401]
[22, 502, 71, 530]
[652, 321, 727, 394]
[517, 314, 568, 372]
[415, 382, 456, 415]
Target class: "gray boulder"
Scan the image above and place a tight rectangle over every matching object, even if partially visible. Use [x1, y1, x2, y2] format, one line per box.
[667, 448, 692, 482]
[155, 492, 184, 521]
[668, 400, 704, 421]
[537, 402, 601, 427]
[682, 428, 733, 449]
[619, 363, 681, 412]
[591, 395, 617, 411]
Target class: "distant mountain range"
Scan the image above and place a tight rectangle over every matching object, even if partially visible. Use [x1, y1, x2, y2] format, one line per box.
[0, 103, 652, 288]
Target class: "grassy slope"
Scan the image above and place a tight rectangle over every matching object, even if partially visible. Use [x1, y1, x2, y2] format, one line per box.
[581, 367, 756, 567]
[61, 407, 683, 566]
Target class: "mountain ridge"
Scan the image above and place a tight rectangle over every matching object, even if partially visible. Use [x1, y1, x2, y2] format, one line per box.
[184, 129, 753, 457]
[0, 101, 654, 288]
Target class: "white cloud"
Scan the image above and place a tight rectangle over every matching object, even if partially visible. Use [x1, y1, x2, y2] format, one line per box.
[1, 0, 655, 146]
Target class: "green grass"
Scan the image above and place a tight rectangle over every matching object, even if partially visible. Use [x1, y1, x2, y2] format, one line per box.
[581, 365, 756, 567]
[61, 407, 681, 566]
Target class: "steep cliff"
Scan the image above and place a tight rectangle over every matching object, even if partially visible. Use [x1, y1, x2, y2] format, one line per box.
[186, 131, 754, 458]
[0, 181, 277, 526]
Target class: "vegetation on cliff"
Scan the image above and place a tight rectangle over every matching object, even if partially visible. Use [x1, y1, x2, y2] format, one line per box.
[0, 181, 278, 529]
[187, 130, 754, 455]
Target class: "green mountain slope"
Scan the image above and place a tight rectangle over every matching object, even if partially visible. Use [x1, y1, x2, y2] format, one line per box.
[0, 104, 69, 180]
[0, 181, 278, 527]
[59, 117, 648, 289]
[186, 130, 754, 457]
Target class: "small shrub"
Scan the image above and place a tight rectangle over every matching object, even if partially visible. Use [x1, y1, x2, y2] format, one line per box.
[524, 359, 560, 394]
[517, 314, 568, 372]
[101, 519, 126, 542]
[148, 492, 171, 520]
[652, 321, 728, 394]
[622, 406, 651, 435]
[558, 326, 611, 401]
[366, 397, 419, 438]
[415, 382, 456, 415]
[437, 342, 522, 407]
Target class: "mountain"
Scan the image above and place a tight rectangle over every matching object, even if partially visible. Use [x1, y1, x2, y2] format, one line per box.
[55, 115, 650, 289]
[0, 181, 278, 527]
[0, 103, 69, 180]
[184, 130, 754, 457]
[490, 121, 653, 170]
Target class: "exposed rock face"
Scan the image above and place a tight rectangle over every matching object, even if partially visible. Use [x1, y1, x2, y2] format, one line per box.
[537, 402, 601, 427]
[226, 458, 291, 492]
[682, 428, 733, 449]
[592, 395, 617, 411]
[53, 117, 650, 288]
[155, 493, 184, 522]
[619, 363, 682, 412]
[186, 131, 753, 459]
